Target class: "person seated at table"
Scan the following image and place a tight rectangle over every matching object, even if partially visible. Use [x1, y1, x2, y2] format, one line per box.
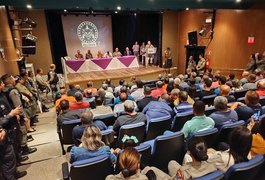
[85, 50, 93, 59]
[104, 51, 113, 58]
[124, 47, 132, 56]
[97, 50, 103, 58]
[113, 48, 122, 57]
[75, 50, 83, 59]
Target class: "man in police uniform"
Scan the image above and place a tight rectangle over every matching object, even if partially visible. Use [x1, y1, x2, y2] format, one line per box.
[1, 74, 37, 157]
[0, 78, 27, 179]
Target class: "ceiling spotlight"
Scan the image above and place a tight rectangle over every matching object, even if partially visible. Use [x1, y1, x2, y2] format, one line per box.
[236, 0, 241, 3]
[186, 8, 189, 11]
[134, 12, 137, 16]
[26, 4, 32, 9]
[115, 11, 118, 14]
[197, 0, 203, 2]
[64, 9, 67, 12]
[117, 6, 121, 10]
[199, 27, 207, 36]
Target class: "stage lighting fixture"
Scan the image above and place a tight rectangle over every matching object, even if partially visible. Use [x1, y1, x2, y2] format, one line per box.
[26, 4, 32, 9]
[199, 27, 207, 36]
[115, 11, 118, 14]
[117, 6, 121, 10]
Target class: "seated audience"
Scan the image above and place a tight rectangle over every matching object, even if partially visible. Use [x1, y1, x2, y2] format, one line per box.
[137, 87, 157, 112]
[83, 90, 96, 109]
[75, 84, 83, 94]
[151, 81, 167, 98]
[247, 116, 265, 157]
[166, 78, 175, 94]
[226, 73, 235, 87]
[143, 93, 174, 122]
[209, 96, 238, 129]
[231, 79, 243, 92]
[70, 125, 116, 163]
[240, 70, 250, 85]
[220, 85, 236, 103]
[106, 79, 115, 91]
[197, 78, 215, 99]
[168, 137, 217, 180]
[175, 91, 193, 114]
[91, 96, 113, 117]
[114, 93, 137, 116]
[102, 84, 115, 99]
[114, 79, 125, 96]
[67, 84, 77, 97]
[170, 88, 194, 106]
[187, 79, 197, 99]
[113, 100, 146, 134]
[231, 91, 263, 121]
[242, 74, 257, 90]
[130, 80, 144, 102]
[106, 147, 170, 180]
[55, 89, 76, 112]
[162, 77, 169, 90]
[72, 110, 107, 145]
[214, 76, 227, 96]
[57, 100, 82, 131]
[36, 68, 49, 91]
[128, 76, 137, 90]
[178, 74, 189, 90]
[207, 126, 252, 172]
[69, 92, 90, 110]
[84, 81, 98, 96]
[256, 79, 265, 97]
[114, 86, 134, 105]
[181, 101, 215, 138]
[210, 74, 220, 89]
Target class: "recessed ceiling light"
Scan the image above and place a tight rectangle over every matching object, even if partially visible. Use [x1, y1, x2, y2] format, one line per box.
[26, 4, 32, 9]
[115, 11, 118, 14]
[186, 7, 189, 11]
[236, 0, 241, 3]
[64, 9, 67, 12]
[197, 0, 203, 2]
[117, 6, 121, 10]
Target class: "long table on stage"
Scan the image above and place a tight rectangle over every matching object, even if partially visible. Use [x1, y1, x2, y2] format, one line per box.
[62, 56, 139, 74]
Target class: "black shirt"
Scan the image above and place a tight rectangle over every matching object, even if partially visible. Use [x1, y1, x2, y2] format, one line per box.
[137, 96, 158, 112]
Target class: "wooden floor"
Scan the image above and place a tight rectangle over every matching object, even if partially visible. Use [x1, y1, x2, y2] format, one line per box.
[66, 65, 177, 85]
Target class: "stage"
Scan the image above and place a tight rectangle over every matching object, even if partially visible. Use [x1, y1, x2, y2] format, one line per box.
[65, 65, 177, 88]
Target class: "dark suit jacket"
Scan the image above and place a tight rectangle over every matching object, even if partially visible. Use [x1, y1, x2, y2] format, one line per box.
[124, 50, 132, 56]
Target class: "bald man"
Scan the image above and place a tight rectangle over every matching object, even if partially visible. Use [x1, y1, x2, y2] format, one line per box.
[220, 85, 236, 103]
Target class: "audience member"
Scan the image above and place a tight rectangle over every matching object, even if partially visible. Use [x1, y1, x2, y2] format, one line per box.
[113, 100, 146, 134]
[106, 79, 115, 91]
[256, 79, 265, 97]
[83, 89, 96, 109]
[91, 96, 113, 117]
[137, 87, 157, 112]
[114, 86, 134, 105]
[47, 64, 59, 93]
[181, 101, 214, 138]
[36, 68, 49, 91]
[231, 79, 243, 92]
[187, 79, 197, 99]
[84, 81, 98, 96]
[220, 85, 236, 103]
[114, 79, 125, 96]
[75, 84, 83, 94]
[168, 137, 217, 180]
[175, 91, 193, 114]
[70, 125, 116, 163]
[72, 110, 107, 145]
[210, 96, 238, 129]
[151, 81, 167, 98]
[178, 74, 189, 90]
[67, 84, 77, 97]
[214, 75, 227, 95]
[102, 84, 115, 99]
[170, 88, 194, 106]
[226, 73, 235, 87]
[197, 78, 215, 99]
[242, 74, 256, 90]
[114, 93, 137, 116]
[130, 80, 144, 102]
[240, 70, 250, 85]
[69, 92, 90, 110]
[55, 89, 76, 110]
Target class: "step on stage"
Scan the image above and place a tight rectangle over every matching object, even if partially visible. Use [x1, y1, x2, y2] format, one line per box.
[65, 65, 177, 87]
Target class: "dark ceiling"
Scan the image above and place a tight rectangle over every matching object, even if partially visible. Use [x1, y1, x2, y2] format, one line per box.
[2, 0, 264, 11]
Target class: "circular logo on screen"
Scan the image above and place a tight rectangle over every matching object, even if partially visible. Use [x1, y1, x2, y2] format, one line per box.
[77, 21, 98, 47]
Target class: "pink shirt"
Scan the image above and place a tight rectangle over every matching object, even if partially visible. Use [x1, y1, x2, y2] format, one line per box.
[70, 102, 90, 110]
[151, 88, 167, 98]
[211, 81, 219, 89]
[256, 90, 265, 97]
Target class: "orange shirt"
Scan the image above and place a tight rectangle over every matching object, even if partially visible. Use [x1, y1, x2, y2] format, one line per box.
[69, 102, 90, 110]
[55, 95, 76, 109]
[151, 88, 167, 98]
[251, 133, 265, 157]
[256, 90, 265, 97]
[84, 87, 98, 95]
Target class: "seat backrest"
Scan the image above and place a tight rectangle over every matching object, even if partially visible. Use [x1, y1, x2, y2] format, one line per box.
[104, 98, 114, 106]
[224, 155, 264, 180]
[202, 94, 217, 106]
[70, 154, 113, 180]
[233, 89, 248, 100]
[192, 170, 224, 180]
[135, 143, 152, 167]
[192, 128, 218, 148]
[259, 96, 265, 106]
[218, 120, 245, 143]
[145, 115, 172, 141]
[236, 97, 245, 103]
[205, 106, 216, 116]
[101, 129, 115, 147]
[118, 122, 146, 148]
[172, 112, 194, 132]
[61, 119, 81, 144]
[151, 131, 185, 172]
[94, 114, 116, 127]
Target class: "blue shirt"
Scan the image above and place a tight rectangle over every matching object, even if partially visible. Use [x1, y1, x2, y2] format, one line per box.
[70, 145, 116, 164]
[209, 110, 238, 129]
[114, 95, 134, 105]
[235, 105, 263, 121]
[175, 102, 193, 114]
[72, 121, 107, 145]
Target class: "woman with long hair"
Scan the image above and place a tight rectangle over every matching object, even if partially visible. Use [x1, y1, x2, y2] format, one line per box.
[70, 125, 116, 163]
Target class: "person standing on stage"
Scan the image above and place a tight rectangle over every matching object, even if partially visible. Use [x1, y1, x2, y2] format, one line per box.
[164, 47, 172, 68]
[145, 41, 154, 66]
[113, 48, 122, 57]
[124, 47, 132, 56]
[196, 54, 206, 75]
[85, 50, 93, 59]
[97, 50, 103, 58]
[140, 42, 146, 65]
[104, 51, 113, 58]
[187, 55, 196, 72]
[132, 41, 139, 57]
[75, 50, 83, 59]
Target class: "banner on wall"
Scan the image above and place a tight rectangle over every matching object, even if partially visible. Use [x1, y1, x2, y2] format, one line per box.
[61, 15, 113, 58]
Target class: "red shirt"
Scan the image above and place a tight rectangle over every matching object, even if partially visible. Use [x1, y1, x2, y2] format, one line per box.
[256, 90, 265, 97]
[69, 102, 90, 110]
[151, 88, 167, 98]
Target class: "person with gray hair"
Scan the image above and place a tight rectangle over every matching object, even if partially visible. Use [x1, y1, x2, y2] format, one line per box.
[69, 92, 90, 110]
[72, 109, 107, 145]
[112, 100, 146, 134]
[209, 96, 238, 129]
[151, 81, 167, 98]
